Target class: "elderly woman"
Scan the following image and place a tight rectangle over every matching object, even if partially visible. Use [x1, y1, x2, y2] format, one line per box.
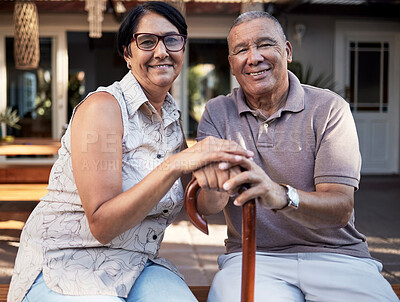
[8, 2, 251, 302]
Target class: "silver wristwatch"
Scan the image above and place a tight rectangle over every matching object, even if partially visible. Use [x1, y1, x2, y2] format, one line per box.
[279, 184, 300, 210]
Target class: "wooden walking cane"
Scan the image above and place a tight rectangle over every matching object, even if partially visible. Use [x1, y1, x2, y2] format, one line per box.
[184, 178, 256, 302]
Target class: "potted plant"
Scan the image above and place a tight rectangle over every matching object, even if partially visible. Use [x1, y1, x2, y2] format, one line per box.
[0, 107, 21, 140]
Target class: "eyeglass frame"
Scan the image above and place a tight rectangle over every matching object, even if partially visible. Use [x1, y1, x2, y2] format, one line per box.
[131, 33, 187, 52]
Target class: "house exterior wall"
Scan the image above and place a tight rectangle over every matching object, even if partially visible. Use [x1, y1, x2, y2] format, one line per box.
[1, 9, 399, 173]
[284, 14, 335, 83]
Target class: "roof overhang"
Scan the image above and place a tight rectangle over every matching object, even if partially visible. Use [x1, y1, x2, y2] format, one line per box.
[0, 0, 398, 17]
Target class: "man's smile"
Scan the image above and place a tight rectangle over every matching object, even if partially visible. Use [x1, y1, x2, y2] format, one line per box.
[247, 68, 270, 76]
[149, 64, 173, 69]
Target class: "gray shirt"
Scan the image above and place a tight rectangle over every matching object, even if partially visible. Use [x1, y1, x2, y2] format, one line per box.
[197, 71, 370, 258]
[8, 72, 184, 301]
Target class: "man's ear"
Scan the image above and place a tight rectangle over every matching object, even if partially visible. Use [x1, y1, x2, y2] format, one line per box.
[228, 55, 235, 76]
[286, 41, 293, 63]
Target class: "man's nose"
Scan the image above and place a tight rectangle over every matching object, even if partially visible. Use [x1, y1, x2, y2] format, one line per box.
[247, 47, 263, 65]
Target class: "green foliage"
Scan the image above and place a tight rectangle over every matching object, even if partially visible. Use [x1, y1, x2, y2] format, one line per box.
[0, 107, 21, 129]
[288, 61, 336, 91]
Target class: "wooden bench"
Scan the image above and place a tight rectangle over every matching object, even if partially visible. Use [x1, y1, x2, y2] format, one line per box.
[0, 138, 60, 157]
[0, 184, 48, 203]
[0, 284, 209, 301]
[0, 164, 52, 184]
[0, 284, 399, 301]
[0, 137, 58, 184]
[0, 183, 48, 222]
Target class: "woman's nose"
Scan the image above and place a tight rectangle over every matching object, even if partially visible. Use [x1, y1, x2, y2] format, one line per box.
[154, 40, 169, 59]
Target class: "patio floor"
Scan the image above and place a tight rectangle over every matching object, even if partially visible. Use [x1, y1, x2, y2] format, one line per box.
[1, 175, 399, 286]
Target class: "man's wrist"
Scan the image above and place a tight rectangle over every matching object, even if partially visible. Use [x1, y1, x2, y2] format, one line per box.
[276, 184, 300, 211]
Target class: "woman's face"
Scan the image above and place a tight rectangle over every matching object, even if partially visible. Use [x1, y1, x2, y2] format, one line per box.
[125, 12, 184, 94]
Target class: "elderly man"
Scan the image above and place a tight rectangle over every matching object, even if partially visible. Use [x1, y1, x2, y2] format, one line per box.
[193, 11, 398, 302]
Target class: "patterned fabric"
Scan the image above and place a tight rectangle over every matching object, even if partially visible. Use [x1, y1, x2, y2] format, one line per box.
[8, 72, 185, 302]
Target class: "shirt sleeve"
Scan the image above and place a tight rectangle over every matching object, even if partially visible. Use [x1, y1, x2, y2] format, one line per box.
[196, 102, 225, 142]
[314, 99, 361, 189]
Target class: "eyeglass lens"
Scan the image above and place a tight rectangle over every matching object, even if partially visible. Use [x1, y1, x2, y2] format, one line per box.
[135, 34, 185, 52]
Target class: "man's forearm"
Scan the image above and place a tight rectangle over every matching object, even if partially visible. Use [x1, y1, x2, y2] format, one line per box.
[278, 184, 354, 230]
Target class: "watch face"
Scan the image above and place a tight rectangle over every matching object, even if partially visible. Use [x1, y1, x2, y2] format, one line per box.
[287, 186, 300, 209]
[279, 184, 299, 210]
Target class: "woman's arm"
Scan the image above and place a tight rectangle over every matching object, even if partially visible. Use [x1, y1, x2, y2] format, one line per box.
[71, 93, 252, 244]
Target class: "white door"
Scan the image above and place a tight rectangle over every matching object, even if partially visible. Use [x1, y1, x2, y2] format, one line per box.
[335, 22, 400, 174]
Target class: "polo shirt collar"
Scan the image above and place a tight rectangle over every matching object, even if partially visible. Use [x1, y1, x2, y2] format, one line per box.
[236, 70, 305, 119]
[283, 70, 305, 114]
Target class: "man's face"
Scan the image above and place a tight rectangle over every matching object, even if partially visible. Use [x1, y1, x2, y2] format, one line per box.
[228, 18, 292, 100]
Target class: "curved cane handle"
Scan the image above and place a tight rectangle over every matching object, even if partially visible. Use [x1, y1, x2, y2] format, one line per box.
[184, 178, 209, 235]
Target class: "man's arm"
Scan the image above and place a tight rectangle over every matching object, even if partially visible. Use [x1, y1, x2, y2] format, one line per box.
[222, 157, 354, 229]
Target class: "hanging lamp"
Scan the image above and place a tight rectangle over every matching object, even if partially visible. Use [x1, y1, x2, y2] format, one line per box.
[13, 0, 40, 70]
[241, 0, 264, 13]
[166, 0, 186, 16]
[85, 0, 107, 38]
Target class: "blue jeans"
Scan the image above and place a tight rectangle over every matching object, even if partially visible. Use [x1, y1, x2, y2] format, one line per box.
[22, 260, 197, 302]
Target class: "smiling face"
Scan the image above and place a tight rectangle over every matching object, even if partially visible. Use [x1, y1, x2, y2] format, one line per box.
[125, 12, 184, 96]
[228, 17, 292, 102]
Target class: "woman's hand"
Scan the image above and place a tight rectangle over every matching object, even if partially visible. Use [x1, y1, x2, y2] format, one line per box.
[169, 136, 253, 176]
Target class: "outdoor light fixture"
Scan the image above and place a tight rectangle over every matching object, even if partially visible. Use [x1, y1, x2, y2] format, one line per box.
[240, 0, 264, 13]
[85, 0, 107, 38]
[13, 0, 40, 70]
[294, 22, 306, 46]
[166, 0, 186, 16]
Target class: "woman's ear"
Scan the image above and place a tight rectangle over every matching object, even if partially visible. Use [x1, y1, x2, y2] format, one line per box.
[123, 45, 130, 61]
[123, 46, 132, 69]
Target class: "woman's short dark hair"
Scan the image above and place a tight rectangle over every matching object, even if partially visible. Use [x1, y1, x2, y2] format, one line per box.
[117, 1, 187, 58]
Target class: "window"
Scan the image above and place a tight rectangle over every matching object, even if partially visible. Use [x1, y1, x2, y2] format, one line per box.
[67, 32, 126, 120]
[348, 41, 389, 112]
[6, 37, 53, 137]
[188, 39, 231, 138]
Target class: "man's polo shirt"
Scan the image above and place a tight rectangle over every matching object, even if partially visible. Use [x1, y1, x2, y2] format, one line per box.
[197, 71, 370, 259]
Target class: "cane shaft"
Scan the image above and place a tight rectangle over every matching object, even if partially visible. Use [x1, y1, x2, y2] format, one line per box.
[241, 200, 256, 302]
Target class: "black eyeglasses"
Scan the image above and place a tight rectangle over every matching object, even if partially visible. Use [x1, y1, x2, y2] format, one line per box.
[132, 33, 187, 52]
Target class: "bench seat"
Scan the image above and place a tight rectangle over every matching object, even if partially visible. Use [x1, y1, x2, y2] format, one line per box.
[1, 284, 399, 302]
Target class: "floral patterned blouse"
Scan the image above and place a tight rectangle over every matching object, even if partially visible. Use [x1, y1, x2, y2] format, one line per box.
[8, 72, 185, 301]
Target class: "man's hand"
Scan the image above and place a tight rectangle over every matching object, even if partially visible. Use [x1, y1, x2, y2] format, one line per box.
[219, 157, 287, 210]
[219, 157, 355, 229]
[193, 163, 241, 192]
[193, 162, 242, 216]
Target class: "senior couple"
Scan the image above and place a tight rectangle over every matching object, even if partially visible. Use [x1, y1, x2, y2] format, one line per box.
[8, 1, 398, 302]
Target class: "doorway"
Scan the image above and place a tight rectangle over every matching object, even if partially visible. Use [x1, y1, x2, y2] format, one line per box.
[335, 22, 400, 174]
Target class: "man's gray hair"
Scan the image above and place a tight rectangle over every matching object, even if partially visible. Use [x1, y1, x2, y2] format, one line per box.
[228, 11, 287, 44]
